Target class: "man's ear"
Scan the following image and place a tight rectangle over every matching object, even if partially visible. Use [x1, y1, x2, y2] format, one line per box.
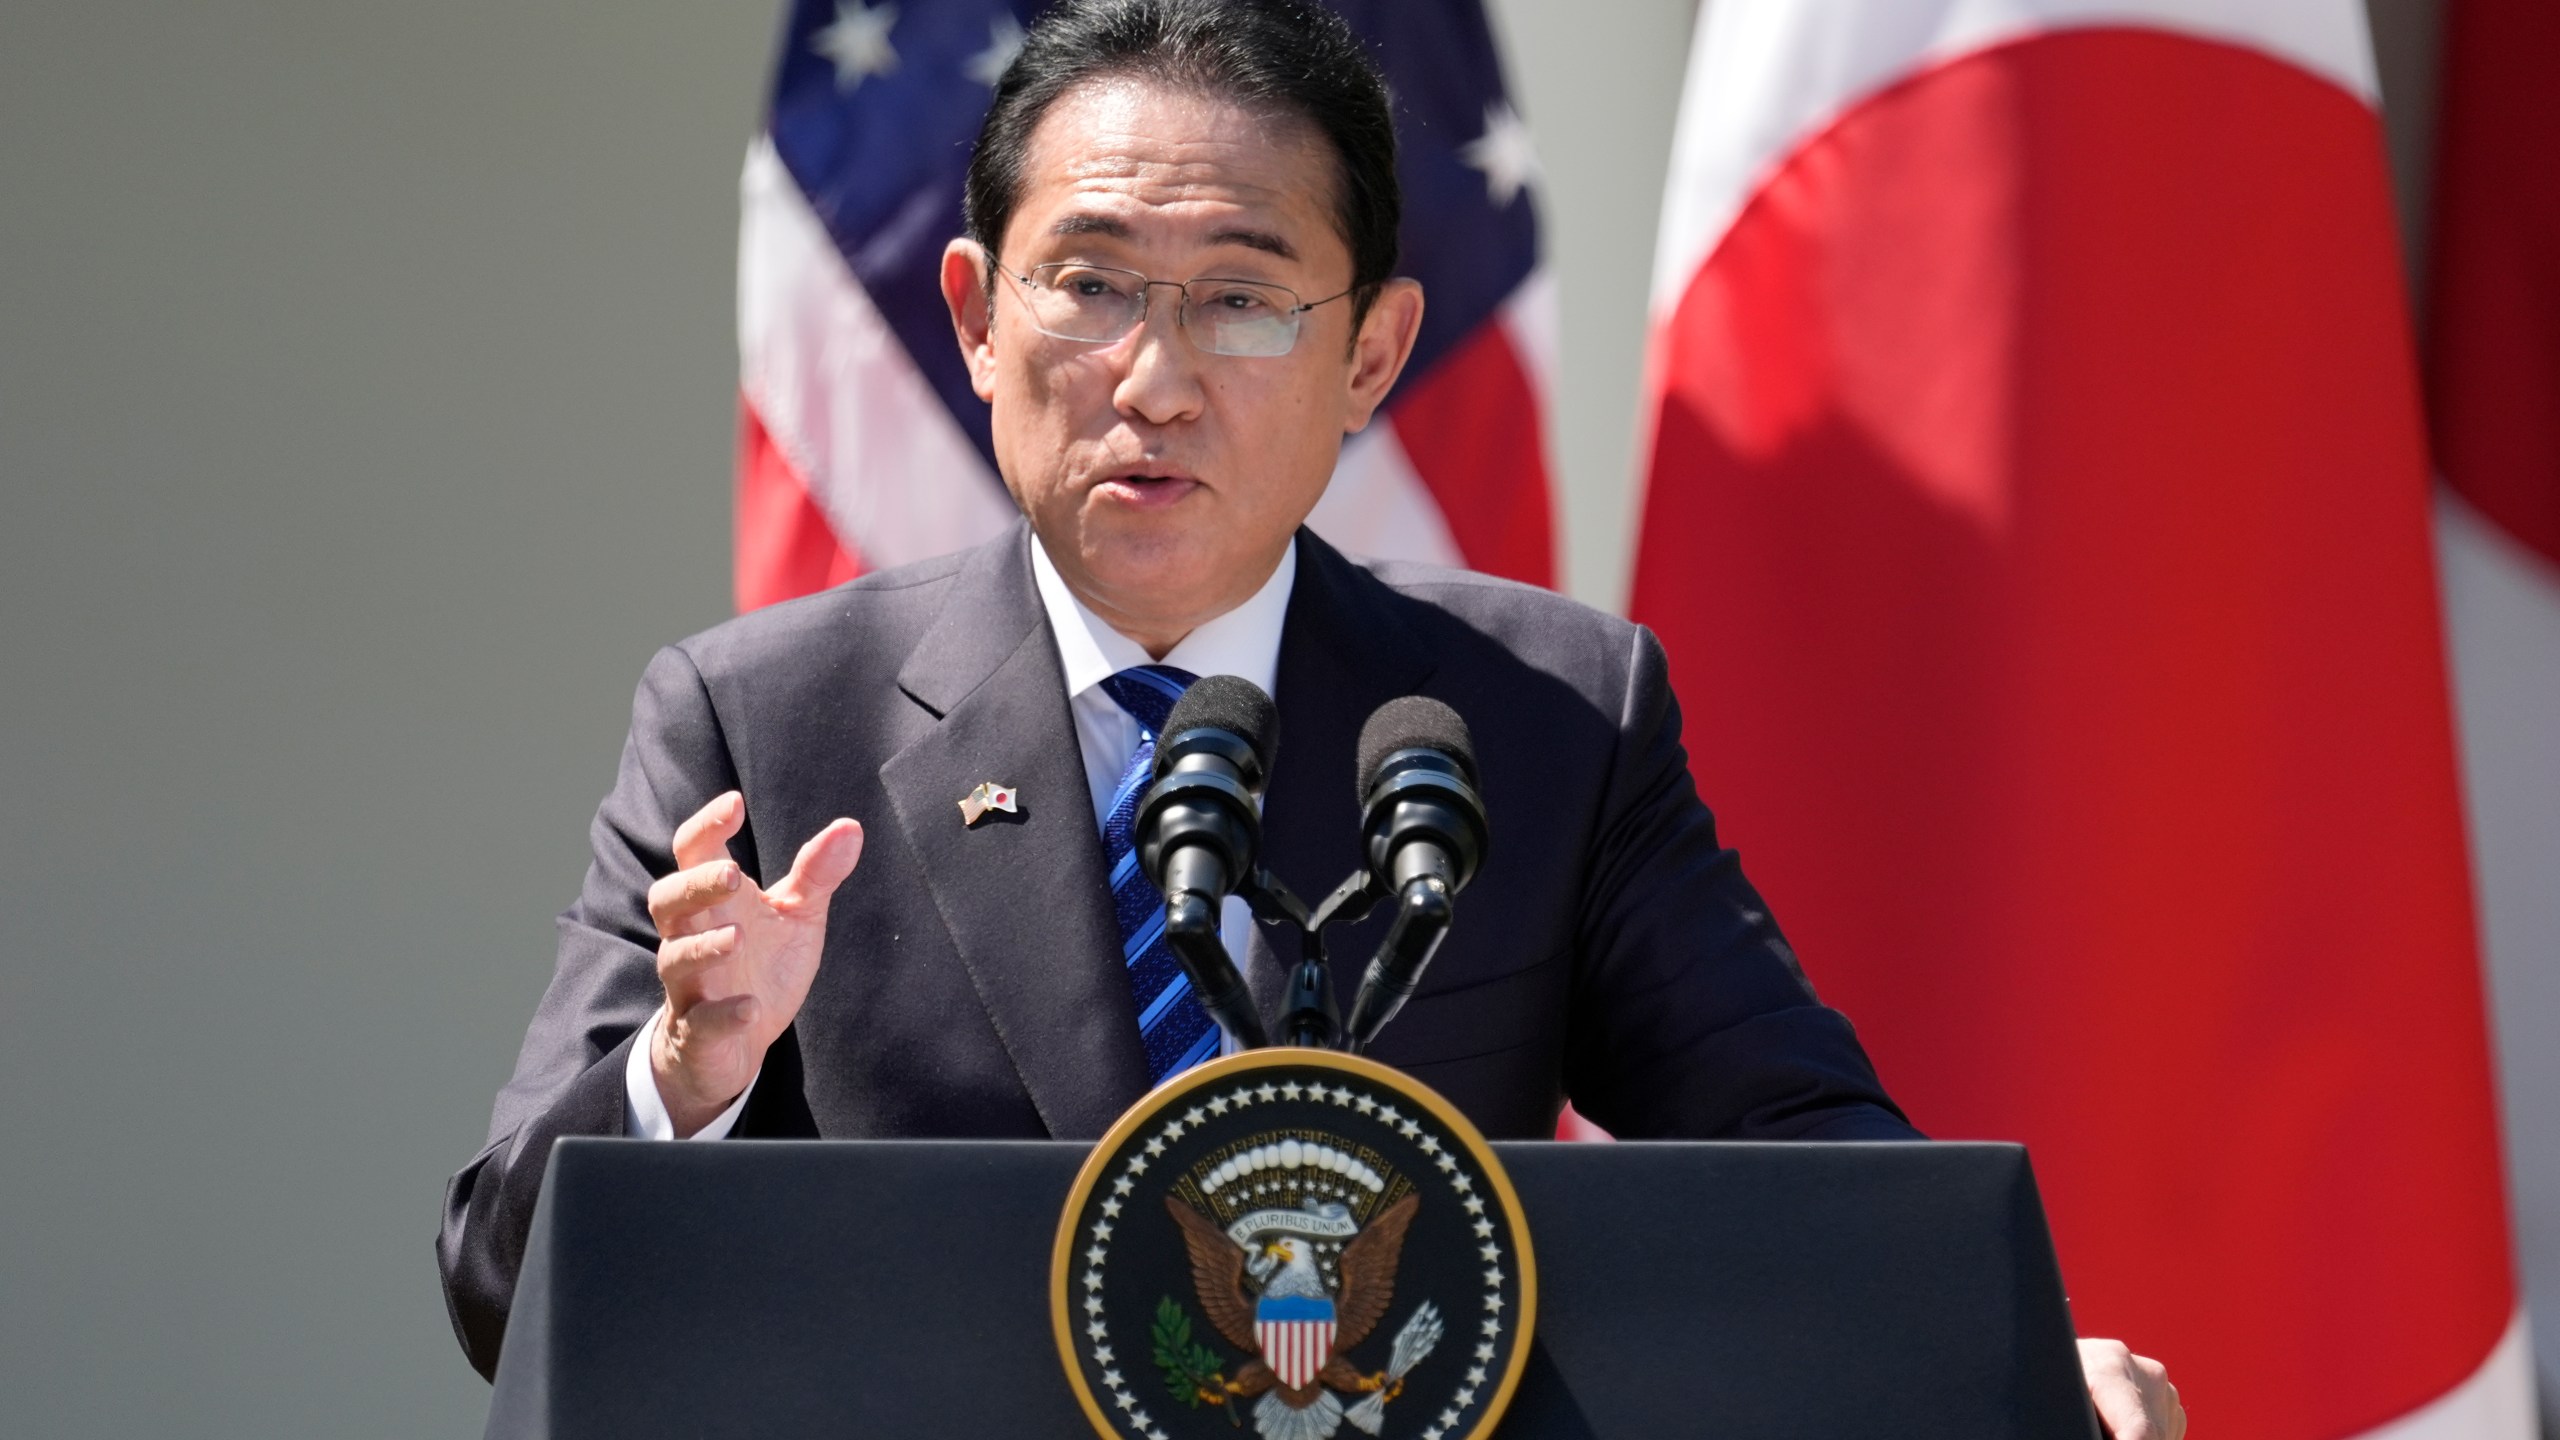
[1342, 277, 1425, 435]
[942, 239, 999, 402]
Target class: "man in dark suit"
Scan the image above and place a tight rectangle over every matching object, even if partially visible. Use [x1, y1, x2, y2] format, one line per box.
[440, 3, 2180, 1433]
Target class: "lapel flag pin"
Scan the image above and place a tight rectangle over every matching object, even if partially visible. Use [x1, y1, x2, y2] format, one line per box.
[959, 781, 1018, 827]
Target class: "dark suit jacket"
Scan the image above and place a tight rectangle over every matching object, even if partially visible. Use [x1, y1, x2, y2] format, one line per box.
[438, 523, 1914, 1377]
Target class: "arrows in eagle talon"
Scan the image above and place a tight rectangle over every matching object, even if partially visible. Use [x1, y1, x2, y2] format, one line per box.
[1342, 1302, 1445, 1435]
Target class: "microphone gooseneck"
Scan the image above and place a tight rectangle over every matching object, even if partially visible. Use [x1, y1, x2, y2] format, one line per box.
[1342, 696, 1489, 1052]
[1134, 675, 1280, 1051]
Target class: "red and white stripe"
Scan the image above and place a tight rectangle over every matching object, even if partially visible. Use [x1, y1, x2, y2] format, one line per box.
[1314, 269, 1559, 587]
[1630, 4, 2526, 1437]
[1255, 1318, 1335, 1392]
[735, 137, 1016, 612]
[734, 139, 1558, 610]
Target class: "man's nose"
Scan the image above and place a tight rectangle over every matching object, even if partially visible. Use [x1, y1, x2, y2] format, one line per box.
[1111, 284, 1207, 426]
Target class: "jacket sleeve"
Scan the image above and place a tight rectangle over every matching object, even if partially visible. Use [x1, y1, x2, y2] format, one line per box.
[1563, 624, 1921, 1143]
[436, 643, 761, 1379]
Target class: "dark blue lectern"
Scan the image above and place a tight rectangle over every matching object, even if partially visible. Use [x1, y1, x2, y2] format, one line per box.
[485, 1139, 2098, 1439]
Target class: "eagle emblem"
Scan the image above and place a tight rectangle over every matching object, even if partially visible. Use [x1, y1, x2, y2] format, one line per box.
[1159, 1140, 1444, 1440]
[1052, 1051, 1531, 1440]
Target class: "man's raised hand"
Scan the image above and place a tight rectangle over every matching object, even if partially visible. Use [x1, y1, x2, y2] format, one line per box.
[645, 792, 862, 1136]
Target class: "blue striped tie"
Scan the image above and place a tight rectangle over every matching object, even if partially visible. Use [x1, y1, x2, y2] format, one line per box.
[1097, 664, 1222, 1084]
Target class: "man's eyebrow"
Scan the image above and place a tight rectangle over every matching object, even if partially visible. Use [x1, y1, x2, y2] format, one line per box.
[1049, 214, 1133, 239]
[1208, 228, 1297, 261]
[1042, 216, 1299, 262]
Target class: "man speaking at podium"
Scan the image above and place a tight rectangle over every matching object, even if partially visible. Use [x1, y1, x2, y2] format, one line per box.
[441, 2, 2179, 1432]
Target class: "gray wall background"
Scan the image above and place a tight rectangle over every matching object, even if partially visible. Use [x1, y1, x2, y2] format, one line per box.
[0, 2, 2459, 1433]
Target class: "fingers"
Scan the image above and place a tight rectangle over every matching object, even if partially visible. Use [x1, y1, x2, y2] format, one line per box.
[647, 860, 746, 938]
[2121, 1350, 2180, 1440]
[2136, 1357, 2184, 1440]
[770, 818, 864, 909]
[652, 793, 752, 938]
[2090, 1385, 2150, 1440]
[2079, 1339, 2138, 1439]
[672, 790, 745, 871]
[2077, 1339, 2181, 1440]
[656, 925, 740, 998]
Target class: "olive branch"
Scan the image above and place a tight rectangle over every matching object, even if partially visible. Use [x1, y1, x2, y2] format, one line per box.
[1151, 1296, 1237, 1419]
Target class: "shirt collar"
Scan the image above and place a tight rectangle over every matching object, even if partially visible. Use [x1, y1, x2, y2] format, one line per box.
[1032, 534, 1297, 702]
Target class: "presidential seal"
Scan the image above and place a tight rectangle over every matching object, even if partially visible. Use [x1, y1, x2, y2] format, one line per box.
[1052, 1049, 1534, 1440]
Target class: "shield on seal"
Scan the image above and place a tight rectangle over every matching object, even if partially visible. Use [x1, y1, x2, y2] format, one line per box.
[1253, 1294, 1336, 1390]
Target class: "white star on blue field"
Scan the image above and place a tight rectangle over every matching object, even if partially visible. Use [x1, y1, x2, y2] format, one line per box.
[1461, 101, 1540, 207]
[964, 12, 1026, 87]
[813, 0, 900, 91]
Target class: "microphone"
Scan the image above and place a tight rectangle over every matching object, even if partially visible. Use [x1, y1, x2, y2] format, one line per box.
[1134, 675, 1279, 1051]
[1341, 696, 1489, 1051]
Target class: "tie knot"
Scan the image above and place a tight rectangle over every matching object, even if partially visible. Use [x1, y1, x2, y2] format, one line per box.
[1098, 664, 1199, 736]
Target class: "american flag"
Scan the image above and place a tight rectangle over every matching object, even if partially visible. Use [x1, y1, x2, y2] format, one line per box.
[736, 0, 1556, 612]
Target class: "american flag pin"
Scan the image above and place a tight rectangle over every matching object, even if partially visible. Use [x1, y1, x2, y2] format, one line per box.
[959, 781, 1018, 826]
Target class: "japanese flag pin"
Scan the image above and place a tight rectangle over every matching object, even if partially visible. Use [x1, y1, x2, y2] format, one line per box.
[959, 781, 1019, 827]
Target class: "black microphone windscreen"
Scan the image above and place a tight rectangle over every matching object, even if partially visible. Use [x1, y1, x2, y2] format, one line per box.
[1160, 674, 1281, 773]
[1356, 696, 1477, 797]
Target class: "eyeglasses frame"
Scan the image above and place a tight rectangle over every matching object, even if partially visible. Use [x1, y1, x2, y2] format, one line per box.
[991, 257, 1359, 358]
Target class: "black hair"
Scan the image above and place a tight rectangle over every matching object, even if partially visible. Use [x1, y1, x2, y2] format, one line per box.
[963, 0, 1400, 325]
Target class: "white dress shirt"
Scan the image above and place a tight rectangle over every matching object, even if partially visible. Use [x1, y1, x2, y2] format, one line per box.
[625, 536, 1298, 1140]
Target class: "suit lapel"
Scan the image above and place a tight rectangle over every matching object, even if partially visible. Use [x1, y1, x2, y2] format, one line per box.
[1252, 532, 1438, 1017]
[880, 525, 1152, 1138]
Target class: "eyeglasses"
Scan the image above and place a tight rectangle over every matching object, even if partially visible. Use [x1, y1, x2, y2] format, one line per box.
[995, 261, 1355, 358]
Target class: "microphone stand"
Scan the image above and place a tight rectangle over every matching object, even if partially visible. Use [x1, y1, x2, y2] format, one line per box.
[1230, 864, 1449, 1054]
[1234, 869, 1338, 1050]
